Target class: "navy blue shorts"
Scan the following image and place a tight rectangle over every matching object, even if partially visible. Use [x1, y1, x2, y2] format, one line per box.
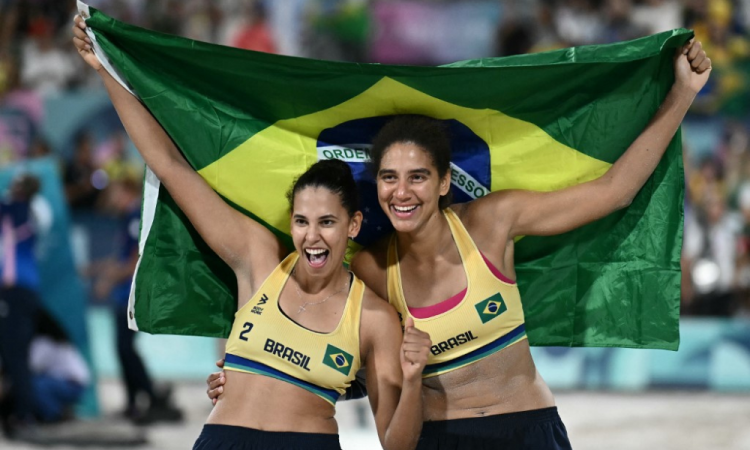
[193, 424, 341, 450]
[416, 407, 572, 450]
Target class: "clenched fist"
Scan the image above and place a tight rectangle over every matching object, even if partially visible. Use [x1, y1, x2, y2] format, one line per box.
[400, 316, 431, 383]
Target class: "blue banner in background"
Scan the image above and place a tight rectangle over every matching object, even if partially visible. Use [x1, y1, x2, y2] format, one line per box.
[0, 157, 98, 416]
[84, 314, 750, 393]
[531, 319, 750, 391]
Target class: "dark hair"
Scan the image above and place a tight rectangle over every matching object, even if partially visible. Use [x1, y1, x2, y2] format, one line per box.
[370, 115, 453, 209]
[36, 309, 70, 343]
[287, 159, 359, 217]
[116, 176, 143, 194]
[11, 174, 41, 201]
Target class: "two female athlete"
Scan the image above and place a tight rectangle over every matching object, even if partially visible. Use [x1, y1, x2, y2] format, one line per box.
[73, 14, 431, 450]
[209, 38, 711, 449]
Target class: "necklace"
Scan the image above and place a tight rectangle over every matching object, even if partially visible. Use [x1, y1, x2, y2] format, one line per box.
[292, 268, 350, 314]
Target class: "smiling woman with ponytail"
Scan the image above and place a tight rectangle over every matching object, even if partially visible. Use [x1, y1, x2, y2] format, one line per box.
[73, 15, 429, 450]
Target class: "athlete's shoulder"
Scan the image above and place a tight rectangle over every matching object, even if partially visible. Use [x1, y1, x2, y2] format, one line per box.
[359, 285, 393, 310]
[351, 234, 391, 298]
[448, 201, 481, 234]
[359, 286, 401, 348]
[449, 201, 483, 230]
[452, 196, 514, 242]
[449, 202, 469, 217]
[359, 284, 399, 330]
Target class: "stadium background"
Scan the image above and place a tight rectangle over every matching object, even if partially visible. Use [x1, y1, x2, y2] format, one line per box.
[1, 0, 749, 448]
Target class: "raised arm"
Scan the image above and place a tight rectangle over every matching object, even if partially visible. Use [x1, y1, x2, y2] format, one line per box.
[361, 295, 429, 450]
[467, 39, 710, 239]
[72, 16, 284, 284]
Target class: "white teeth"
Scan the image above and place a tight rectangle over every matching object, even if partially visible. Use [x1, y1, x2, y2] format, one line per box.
[305, 248, 327, 255]
[393, 205, 417, 212]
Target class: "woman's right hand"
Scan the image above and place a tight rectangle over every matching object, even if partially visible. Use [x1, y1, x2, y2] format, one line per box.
[72, 14, 102, 71]
[206, 359, 226, 406]
[70, 11, 284, 289]
[400, 316, 431, 384]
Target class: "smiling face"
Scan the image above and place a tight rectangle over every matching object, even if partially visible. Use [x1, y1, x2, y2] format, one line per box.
[291, 186, 362, 276]
[376, 142, 451, 234]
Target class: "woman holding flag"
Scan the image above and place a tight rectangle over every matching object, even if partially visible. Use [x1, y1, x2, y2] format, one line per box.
[357, 39, 708, 449]
[73, 15, 429, 450]
[209, 39, 711, 448]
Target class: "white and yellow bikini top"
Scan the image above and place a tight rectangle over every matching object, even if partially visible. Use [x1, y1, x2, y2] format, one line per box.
[386, 208, 527, 378]
[224, 252, 363, 404]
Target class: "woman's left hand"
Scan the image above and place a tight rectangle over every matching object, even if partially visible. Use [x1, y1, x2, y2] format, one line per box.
[400, 316, 431, 383]
[674, 38, 711, 95]
[206, 359, 226, 406]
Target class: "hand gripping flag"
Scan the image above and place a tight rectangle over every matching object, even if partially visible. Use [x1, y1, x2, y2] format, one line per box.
[78, 2, 688, 349]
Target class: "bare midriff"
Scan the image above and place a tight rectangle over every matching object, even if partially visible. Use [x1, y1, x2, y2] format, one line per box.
[420, 340, 555, 422]
[207, 371, 338, 433]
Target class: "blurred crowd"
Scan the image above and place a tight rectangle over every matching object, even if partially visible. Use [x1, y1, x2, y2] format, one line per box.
[0, 0, 748, 346]
[0, 0, 748, 443]
[2, 0, 750, 310]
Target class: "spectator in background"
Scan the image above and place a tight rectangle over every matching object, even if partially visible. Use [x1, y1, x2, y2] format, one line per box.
[28, 138, 51, 159]
[631, 0, 683, 35]
[64, 131, 104, 274]
[20, 15, 75, 96]
[307, 0, 370, 62]
[0, 0, 19, 54]
[0, 52, 43, 164]
[0, 174, 42, 440]
[555, 0, 603, 46]
[30, 310, 90, 423]
[682, 203, 699, 311]
[90, 177, 182, 425]
[230, 1, 276, 53]
[100, 132, 141, 186]
[685, 190, 742, 316]
[734, 181, 750, 317]
[689, 157, 725, 208]
[685, 0, 750, 70]
[495, 20, 535, 56]
[600, 0, 648, 44]
[182, 0, 223, 44]
[530, 0, 564, 53]
[86, 0, 147, 27]
[64, 132, 100, 212]
[144, 0, 183, 36]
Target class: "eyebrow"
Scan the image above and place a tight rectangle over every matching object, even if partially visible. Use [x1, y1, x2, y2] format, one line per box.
[292, 213, 338, 220]
[377, 168, 432, 176]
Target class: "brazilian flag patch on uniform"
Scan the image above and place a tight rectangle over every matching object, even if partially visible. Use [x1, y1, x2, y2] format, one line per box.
[323, 344, 354, 376]
[475, 293, 508, 324]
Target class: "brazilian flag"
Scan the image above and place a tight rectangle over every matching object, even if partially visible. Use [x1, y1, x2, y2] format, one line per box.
[79, 3, 687, 350]
[323, 344, 355, 377]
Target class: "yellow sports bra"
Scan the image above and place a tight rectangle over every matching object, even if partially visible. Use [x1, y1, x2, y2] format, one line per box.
[224, 253, 363, 405]
[386, 208, 527, 378]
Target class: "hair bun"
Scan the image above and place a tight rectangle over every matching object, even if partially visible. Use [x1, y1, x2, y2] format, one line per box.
[286, 158, 359, 216]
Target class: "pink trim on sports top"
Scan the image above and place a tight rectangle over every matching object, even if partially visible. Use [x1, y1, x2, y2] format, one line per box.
[407, 253, 515, 319]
